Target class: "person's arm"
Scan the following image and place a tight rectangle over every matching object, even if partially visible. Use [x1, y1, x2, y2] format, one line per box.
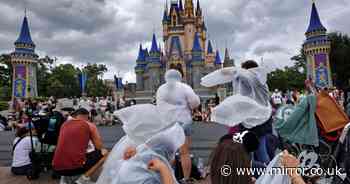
[88, 123, 103, 150]
[148, 159, 175, 184]
[185, 86, 201, 110]
[281, 150, 306, 184]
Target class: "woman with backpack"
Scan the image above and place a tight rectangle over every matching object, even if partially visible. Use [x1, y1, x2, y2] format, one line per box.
[11, 126, 40, 175]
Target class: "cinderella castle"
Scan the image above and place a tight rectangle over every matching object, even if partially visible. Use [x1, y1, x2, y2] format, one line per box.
[134, 0, 235, 98]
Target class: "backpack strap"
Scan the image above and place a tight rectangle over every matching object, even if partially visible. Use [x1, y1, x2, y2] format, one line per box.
[12, 136, 25, 155]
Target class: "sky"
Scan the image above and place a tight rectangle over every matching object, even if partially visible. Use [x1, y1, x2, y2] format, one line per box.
[0, 0, 349, 83]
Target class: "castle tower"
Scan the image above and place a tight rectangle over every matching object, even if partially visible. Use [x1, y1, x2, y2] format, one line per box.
[303, 1, 332, 88]
[191, 33, 204, 89]
[135, 44, 146, 91]
[11, 14, 38, 99]
[147, 33, 162, 92]
[223, 48, 235, 67]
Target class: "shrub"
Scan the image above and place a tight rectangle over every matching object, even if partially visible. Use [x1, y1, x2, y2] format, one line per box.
[0, 101, 9, 111]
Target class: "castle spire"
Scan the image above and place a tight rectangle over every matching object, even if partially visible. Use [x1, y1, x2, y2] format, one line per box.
[15, 14, 35, 46]
[163, 0, 168, 22]
[207, 40, 213, 54]
[192, 32, 202, 52]
[179, 0, 183, 11]
[150, 33, 159, 53]
[137, 44, 145, 61]
[185, 0, 194, 17]
[214, 50, 222, 65]
[196, 0, 202, 16]
[224, 48, 230, 60]
[306, 1, 326, 33]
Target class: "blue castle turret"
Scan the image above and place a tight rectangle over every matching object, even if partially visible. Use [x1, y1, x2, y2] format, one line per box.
[13, 16, 38, 57]
[303, 1, 332, 88]
[148, 33, 161, 63]
[191, 32, 203, 62]
[11, 14, 39, 99]
[207, 40, 213, 54]
[214, 50, 222, 66]
[191, 33, 204, 89]
[306, 2, 326, 34]
[135, 44, 147, 70]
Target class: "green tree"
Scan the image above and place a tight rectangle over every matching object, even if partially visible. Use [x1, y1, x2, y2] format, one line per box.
[37, 56, 54, 97]
[84, 63, 108, 97]
[267, 51, 306, 91]
[47, 64, 80, 98]
[329, 32, 350, 88]
[0, 54, 11, 100]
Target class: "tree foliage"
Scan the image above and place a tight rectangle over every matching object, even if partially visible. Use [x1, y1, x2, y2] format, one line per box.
[267, 50, 306, 92]
[329, 32, 350, 89]
[0, 53, 110, 98]
[0, 54, 11, 100]
[84, 63, 109, 97]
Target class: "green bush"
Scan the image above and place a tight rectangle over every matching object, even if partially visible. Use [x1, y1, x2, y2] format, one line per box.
[0, 101, 9, 111]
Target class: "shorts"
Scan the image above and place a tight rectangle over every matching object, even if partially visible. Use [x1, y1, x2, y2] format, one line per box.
[178, 122, 192, 137]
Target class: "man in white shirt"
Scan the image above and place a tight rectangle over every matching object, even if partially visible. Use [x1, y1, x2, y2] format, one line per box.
[156, 69, 200, 182]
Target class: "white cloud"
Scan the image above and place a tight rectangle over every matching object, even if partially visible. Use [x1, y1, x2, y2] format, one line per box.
[0, 0, 349, 83]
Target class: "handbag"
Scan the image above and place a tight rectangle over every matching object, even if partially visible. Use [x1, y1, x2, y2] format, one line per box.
[316, 91, 349, 133]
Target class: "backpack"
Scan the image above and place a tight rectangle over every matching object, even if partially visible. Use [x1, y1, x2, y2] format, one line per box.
[41, 111, 65, 145]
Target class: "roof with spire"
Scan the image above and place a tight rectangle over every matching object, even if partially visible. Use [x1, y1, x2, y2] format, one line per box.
[202, 22, 207, 31]
[207, 40, 214, 54]
[150, 33, 159, 53]
[224, 48, 230, 60]
[306, 2, 327, 33]
[179, 0, 184, 11]
[15, 16, 35, 46]
[196, 0, 202, 15]
[137, 44, 146, 61]
[192, 32, 202, 52]
[214, 50, 222, 65]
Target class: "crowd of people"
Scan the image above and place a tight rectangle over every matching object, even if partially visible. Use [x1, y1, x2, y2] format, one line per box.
[4, 59, 350, 184]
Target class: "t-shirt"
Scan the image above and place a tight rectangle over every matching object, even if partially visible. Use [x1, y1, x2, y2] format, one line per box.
[271, 92, 282, 105]
[12, 136, 39, 167]
[52, 119, 90, 171]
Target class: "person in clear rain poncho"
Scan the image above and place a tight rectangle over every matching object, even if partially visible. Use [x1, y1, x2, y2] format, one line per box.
[96, 104, 179, 184]
[200, 60, 272, 130]
[201, 60, 273, 165]
[156, 69, 201, 182]
[104, 123, 185, 184]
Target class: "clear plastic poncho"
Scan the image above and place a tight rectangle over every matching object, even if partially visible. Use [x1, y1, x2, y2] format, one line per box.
[98, 123, 185, 184]
[97, 104, 177, 184]
[201, 67, 272, 128]
[156, 69, 200, 124]
[255, 153, 291, 184]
